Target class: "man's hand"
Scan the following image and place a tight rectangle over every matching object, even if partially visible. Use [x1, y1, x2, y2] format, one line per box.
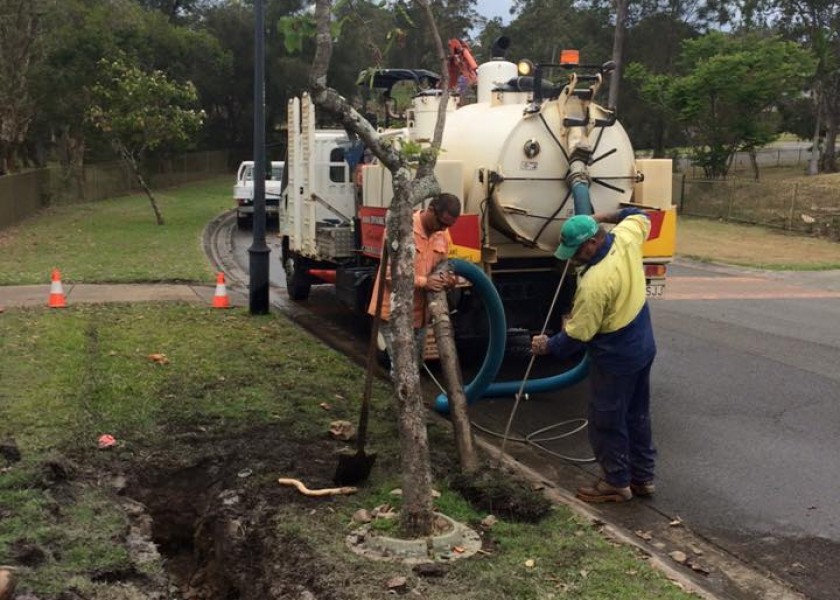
[531, 334, 550, 356]
[425, 272, 449, 292]
[426, 271, 458, 292]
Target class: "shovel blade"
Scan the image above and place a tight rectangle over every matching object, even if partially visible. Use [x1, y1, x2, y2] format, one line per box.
[334, 450, 377, 486]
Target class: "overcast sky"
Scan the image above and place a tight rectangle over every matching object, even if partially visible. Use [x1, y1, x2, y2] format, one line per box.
[474, 0, 516, 23]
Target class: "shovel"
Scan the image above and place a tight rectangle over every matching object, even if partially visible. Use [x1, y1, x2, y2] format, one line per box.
[333, 244, 389, 485]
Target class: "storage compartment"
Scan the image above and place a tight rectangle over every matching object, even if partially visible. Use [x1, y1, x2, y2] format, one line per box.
[335, 266, 375, 313]
[633, 159, 673, 209]
[316, 224, 355, 259]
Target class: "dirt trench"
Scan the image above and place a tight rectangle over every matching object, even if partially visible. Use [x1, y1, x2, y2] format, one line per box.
[121, 424, 349, 600]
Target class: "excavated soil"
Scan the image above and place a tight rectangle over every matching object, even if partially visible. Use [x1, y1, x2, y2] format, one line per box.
[120, 422, 351, 599]
[14, 420, 549, 599]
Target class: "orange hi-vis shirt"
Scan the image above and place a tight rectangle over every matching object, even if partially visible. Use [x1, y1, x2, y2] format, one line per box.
[368, 211, 452, 328]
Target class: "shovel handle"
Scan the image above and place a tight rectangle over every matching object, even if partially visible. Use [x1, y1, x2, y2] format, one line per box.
[357, 242, 389, 452]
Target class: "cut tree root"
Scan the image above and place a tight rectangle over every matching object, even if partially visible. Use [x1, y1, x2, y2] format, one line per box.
[278, 478, 358, 496]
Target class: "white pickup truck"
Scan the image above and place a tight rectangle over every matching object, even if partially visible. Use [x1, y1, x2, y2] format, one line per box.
[233, 161, 285, 229]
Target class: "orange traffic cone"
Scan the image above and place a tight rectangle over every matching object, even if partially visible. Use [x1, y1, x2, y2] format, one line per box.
[212, 272, 231, 309]
[48, 269, 67, 308]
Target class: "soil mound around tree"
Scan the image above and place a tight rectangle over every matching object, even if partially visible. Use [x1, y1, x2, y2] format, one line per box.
[449, 469, 552, 523]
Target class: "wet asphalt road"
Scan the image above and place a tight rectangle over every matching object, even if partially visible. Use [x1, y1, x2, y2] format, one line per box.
[228, 223, 840, 600]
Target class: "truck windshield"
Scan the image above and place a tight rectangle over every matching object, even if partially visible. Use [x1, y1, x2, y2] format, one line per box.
[243, 165, 284, 181]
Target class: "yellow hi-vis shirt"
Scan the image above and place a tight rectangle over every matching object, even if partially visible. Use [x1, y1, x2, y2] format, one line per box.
[564, 214, 651, 342]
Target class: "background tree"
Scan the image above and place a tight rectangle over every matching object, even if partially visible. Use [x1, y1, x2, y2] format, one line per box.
[508, 0, 612, 64]
[627, 32, 815, 178]
[707, 0, 839, 173]
[88, 58, 204, 225]
[0, 0, 44, 173]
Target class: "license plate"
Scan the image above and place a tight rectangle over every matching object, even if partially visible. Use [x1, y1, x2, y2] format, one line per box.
[646, 283, 664, 298]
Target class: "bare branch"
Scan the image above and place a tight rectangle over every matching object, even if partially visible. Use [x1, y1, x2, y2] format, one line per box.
[310, 0, 333, 92]
[415, 0, 450, 180]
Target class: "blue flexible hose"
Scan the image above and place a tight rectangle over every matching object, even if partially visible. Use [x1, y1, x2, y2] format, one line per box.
[434, 259, 590, 413]
[434, 259, 506, 414]
[571, 180, 594, 216]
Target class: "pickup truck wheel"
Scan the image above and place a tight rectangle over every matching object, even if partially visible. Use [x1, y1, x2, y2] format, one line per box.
[285, 255, 311, 301]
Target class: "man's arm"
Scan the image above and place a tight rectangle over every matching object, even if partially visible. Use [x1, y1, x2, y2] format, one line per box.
[592, 207, 647, 224]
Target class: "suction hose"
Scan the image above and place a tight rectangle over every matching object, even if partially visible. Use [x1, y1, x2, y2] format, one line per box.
[568, 145, 594, 216]
[434, 259, 589, 414]
[571, 180, 594, 216]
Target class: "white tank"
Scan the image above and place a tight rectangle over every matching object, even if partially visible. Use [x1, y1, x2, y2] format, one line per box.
[440, 96, 636, 253]
[476, 60, 519, 104]
[407, 92, 458, 142]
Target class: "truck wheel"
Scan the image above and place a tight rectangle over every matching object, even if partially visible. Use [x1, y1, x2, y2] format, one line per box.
[505, 328, 533, 360]
[236, 213, 252, 230]
[284, 254, 311, 301]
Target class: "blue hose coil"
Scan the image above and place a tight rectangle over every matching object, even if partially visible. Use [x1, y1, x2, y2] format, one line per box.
[434, 259, 590, 413]
[434, 259, 506, 414]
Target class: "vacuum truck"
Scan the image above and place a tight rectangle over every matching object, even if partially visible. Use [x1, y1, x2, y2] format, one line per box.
[279, 40, 677, 349]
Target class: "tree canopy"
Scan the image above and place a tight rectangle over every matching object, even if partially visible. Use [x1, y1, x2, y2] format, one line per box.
[627, 32, 815, 177]
[89, 57, 204, 224]
[0, 0, 836, 175]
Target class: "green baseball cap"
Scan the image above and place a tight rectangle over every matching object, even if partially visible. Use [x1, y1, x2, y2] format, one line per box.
[555, 215, 598, 260]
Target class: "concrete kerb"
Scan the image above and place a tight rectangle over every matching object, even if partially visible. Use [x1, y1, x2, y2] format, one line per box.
[203, 210, 247, 290]
[479, 435, 718, 599]
[471, 432, 805, 600]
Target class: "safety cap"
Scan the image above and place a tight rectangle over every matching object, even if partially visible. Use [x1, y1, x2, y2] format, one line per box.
[555, 215, 598, 260]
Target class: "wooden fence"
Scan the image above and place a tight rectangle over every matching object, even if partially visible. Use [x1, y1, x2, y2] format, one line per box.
[0, 150, 233, 230]
[677, 175, 840, 240]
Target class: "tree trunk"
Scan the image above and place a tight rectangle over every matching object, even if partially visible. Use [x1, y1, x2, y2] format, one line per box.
[427, 263, 478, 474]
[121, 147, 164, 225]
[748, 149, 760, 181]
[309, 0, 449, 538]
[608, 0, 629, 110]
[388, 180, 434, 538]
[808, 87, 822, 176]
[58, 127, 86, 201]
[820, 89, 837, 172]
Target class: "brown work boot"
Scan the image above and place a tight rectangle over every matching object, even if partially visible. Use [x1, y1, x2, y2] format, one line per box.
[630, 480, 656, 497]
[576, 479, 632, 503]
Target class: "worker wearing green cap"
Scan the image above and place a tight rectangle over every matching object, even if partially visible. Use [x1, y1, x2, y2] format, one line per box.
[531, 208, 657, 503]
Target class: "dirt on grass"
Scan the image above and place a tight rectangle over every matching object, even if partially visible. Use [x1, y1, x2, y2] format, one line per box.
[6, 418, 548, 600]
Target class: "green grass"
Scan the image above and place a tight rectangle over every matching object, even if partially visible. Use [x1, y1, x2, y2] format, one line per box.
[0, 178, 231, 285]
[677, 216, 840, 270]
[0, 304, 694, 599]
[0, 303, 369, 453]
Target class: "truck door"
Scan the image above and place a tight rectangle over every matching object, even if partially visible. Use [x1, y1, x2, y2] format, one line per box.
[317, 146, 355, 223]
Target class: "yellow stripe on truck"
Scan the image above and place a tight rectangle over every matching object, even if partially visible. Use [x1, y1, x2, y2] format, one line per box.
[449, 244, 481, 263]
[643, 207, 677, 259]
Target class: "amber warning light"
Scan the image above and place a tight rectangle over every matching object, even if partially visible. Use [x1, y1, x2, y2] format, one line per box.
[560, 49, 580, 65]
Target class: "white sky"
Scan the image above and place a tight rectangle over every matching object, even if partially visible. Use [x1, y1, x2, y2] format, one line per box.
[474, 0, 516, 24]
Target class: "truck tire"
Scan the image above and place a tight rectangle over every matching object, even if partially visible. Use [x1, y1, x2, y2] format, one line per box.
[284, 253, 311, 301]
[505, 328, 533, 360]
[236, 213, 252, 230]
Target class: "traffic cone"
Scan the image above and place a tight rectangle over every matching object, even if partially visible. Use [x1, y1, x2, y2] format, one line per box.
[48, 269, 67, 308]
[212, 272, 231, 309]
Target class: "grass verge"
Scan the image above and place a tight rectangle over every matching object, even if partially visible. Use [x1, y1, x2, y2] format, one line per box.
[0, 303, 695, 599]
[0, 178, 231, 285]
[676, 216, 840, 270]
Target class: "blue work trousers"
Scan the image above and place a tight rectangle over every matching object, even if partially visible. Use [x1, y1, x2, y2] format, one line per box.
[588, 359, 657, 488]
